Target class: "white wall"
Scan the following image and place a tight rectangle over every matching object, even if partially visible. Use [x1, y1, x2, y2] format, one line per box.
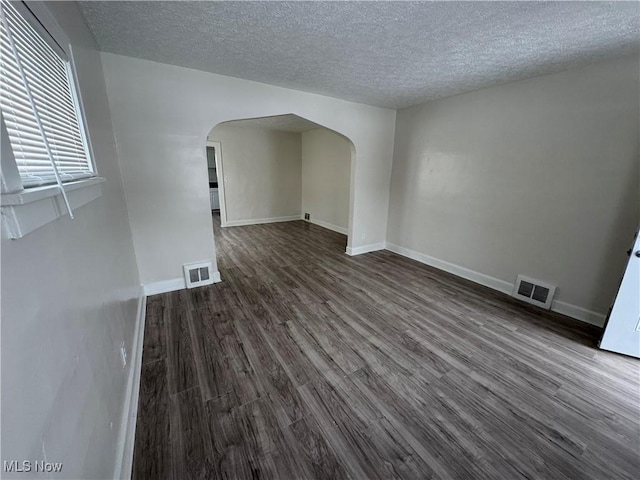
[1, 2, 140, 479]
[387, 55, 639, 323]
[208, 125, 302, 223]
[302, 128, 352, 234]
[101, 53, 396, 285]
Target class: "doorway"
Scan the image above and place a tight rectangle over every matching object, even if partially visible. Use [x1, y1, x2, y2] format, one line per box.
[204, 114, 355, 250]
[205, 140, 227, 227]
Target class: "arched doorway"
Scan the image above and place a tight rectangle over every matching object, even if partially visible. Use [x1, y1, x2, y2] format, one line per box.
[204, 114, 356, 251]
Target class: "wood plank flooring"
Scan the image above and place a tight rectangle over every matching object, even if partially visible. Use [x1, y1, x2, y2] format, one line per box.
[133, 213, 639, 479]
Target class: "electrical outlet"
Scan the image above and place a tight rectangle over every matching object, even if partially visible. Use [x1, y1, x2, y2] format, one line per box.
[120, 342, 127, 368]
[304, 213, 310, 220]
[361, 233, 366, 240]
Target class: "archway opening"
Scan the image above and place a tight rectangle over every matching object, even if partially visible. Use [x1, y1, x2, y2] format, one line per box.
[204, 114, 355, 267]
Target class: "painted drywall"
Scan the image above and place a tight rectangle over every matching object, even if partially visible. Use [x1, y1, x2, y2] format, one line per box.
[208, 124, 302, 222]
[0, 2, 140, 479]
[387, 55, 639, 320]
[101, 52, 396, 285]
[302, 128, 352, 233]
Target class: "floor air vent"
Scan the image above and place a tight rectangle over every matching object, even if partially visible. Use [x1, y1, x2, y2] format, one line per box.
[512, 275, 556, 309]
[183, 261, 214, 289]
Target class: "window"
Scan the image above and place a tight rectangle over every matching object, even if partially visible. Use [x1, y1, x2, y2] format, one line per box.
[0, 0, 94, 189]
[0, 0, 103, 239]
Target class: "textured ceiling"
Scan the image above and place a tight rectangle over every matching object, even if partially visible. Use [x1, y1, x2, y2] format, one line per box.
[218, 114, 321, 132]
[78, 1, 640, 109]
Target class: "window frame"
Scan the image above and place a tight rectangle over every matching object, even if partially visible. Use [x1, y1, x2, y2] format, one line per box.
[1, 0, 104, 239]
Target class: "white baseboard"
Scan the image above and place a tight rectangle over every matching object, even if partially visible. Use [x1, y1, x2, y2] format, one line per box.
[385, 242, 513, 295]
[143, 277, 185, 296]
[346, 242, 386, 256]
[305, 217, 348, 236]
[114, 286, 147, 480]
[384, 242, 606, 327]
[212, 270, 221, 283]
[550, 300, 605, 327]
[225, 215, 301, 227]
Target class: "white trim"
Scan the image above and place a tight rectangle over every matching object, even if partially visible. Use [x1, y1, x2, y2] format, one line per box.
[1, 176, 105, 205]
[143, 277, 185, 296]
[1, 178, 105, 239]
[345, 242, 386, 256]
[143, 271, 222, 296]
[113, 286, 146, 480]
[305, 217, 348, 235]
[225, 215, 301, 227]
[66, 44, 98, 177]
[384, 242, 606, 327]
[551, 300, 606, 327]
[384, 243, 513, 295]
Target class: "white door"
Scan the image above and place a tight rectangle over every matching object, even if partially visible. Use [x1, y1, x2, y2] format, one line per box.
[600, 230, 640, 358]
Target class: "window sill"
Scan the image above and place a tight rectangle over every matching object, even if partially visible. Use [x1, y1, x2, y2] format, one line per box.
[1, 177, 105, 239]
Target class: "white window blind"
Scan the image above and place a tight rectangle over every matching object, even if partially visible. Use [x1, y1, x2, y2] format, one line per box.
[0, 0, 93, 189]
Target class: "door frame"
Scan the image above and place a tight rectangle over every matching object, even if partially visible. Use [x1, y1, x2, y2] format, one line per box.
[206, 140, 227, 227]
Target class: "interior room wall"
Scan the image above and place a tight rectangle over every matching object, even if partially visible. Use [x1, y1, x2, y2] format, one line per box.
[301, 128, 352, 234]
[208, 124, 302, 224]
[0, 2, 140, 479]
[386, 55, 640, 325]
[101, 52, 397, 286]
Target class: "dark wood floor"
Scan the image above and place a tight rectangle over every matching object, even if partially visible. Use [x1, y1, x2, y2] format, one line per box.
[133, 213, 639, 480]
